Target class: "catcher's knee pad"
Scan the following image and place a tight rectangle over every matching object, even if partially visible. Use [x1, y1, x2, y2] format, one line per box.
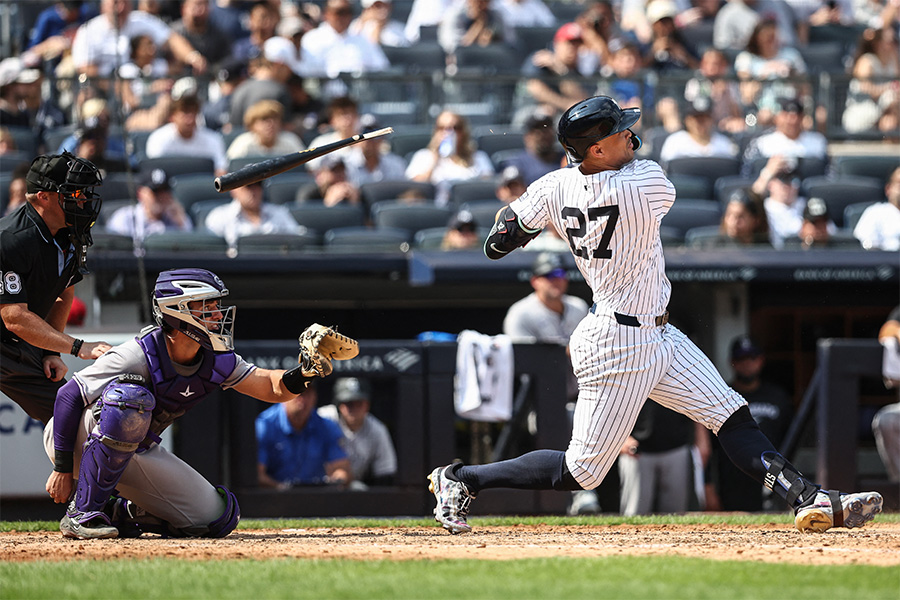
[94, 375, 156, 449]
[74, 376, 155, 514]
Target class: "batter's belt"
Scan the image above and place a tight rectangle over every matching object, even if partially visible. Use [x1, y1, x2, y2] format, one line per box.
[589, 304, 669, 328]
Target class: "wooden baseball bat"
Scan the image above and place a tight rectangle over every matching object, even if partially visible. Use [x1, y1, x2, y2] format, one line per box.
[213, 127, 394, 192]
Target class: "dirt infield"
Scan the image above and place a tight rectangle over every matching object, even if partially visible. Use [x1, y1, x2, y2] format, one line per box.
[2, 523, 899, 565]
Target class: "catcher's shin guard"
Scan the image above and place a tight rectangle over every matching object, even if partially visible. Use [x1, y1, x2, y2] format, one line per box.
[73, 377, 155, 517]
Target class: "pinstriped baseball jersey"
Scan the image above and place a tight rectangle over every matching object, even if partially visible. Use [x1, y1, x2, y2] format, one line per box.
[509, 160, 674, 317]
[508, 158, 746, 490]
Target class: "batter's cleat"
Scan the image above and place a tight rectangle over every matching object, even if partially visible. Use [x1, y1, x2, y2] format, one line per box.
[428, 466, 476, 534]
[794, 490, 883, 533]
[60, 503, 118, 540]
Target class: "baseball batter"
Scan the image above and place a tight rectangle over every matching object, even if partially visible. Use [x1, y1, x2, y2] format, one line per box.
[43, 268, 349, 540]
[428, 96, 883, 534]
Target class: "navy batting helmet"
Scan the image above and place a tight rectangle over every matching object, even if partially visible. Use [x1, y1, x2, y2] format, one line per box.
[557, 96, 642, 163]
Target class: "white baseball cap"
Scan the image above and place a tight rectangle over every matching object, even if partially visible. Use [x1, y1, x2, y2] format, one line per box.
[646, 0, 677, 23]
[361, 0, 390, 7]
[264, 36, 303, 75]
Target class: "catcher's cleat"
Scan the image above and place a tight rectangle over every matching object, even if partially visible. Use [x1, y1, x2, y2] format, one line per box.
[60, 502, 118, 540]
[428, 466, 476, 534]
[794, 490, 883, 533]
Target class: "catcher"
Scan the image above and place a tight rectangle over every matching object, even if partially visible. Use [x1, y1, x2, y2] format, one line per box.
[42, 268, 358, 540]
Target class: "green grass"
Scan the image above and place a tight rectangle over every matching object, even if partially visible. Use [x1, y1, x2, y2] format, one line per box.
[1, 556, 897, 600]
[3, 512, 899, 532]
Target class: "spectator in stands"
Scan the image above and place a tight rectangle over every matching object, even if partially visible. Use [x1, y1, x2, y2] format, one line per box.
[643, 0, 699, 73]
[15, 68, 66, 152]
[597, 39, 681, 131]
[521, 23, 597, 116]
[438, 0, 516, 54]
[318, 377, 398, 487]
[713, 0, 798, 51]
[229, 37, 299, 131]
[3, 163, 30, 216]
[734, 19, 807, 120]
[118, 34, 172, 116]
[71, 0, 207, 78]
[496, 0, 556, 28]
[144, 84, 228, 175]
[345, 114, 408, 186]
[283, 74, 324, 139]
[500, 109, 563, 185]
[301, 0, 391, 78]
[495, 165, 527, 203]
[853, 0, 900, 29]
[706, 335, 793, 511]
[619, 401, 709, 516]
[684, 47, 747, 134]
[751, 159, 808, 249]
[872, 306, 900, 482]
[205, 180, 303, 247]
[0, 127, 16, 155]
[789, 0, 854, 44]
[27, 1, 97, 61]
[203, 58, 248, 133]
[350, 0, 411, 47]
[842, 27, 900, 135]
[296, 155, 363, 205]
[0, 59, 32, 129]
[257, 383, 352, 489]
[742, 98, 828, 167]
[105, 167, 193, 239]
[575, 2, 626, 62]
[854, 166, 900, 251]
[783, 196, 851, 250]
[173, 0, 232, 69]
[210, 0, 251, 41]
[404, 0, 454, 44]
[226, 99, 306, 160]
[232, 0, 280, 62]
[659, 97, 738, 166]
[688, 189, 771, 249]
[405, 111, 495, 205]
[71, 120, 129, 175]
[440, 208, 481, 250]
[305, 96, 361, 170]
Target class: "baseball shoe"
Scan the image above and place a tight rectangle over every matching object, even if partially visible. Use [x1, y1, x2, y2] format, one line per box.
[568, 490, 600, 516]
[794, 490, 883, 533]
[104, 497, 144, 538]
[428, 466, 476, 534]
[60, 502, 118, 540]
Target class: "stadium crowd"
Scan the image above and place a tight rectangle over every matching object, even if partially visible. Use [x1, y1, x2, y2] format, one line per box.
[0, 0, 898, 253]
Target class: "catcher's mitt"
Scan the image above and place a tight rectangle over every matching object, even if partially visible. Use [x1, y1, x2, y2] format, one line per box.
[297, 323, 359, 378]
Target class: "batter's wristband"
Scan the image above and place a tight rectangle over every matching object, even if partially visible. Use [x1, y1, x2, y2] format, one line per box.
[281, 365, 312, 394]
[54, 450, 74, 473]
[70, 338, 84, 357]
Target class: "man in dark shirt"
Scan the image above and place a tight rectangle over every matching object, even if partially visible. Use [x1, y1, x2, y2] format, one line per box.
[709, 335, 793, 511]
[0, 152, 111, 423]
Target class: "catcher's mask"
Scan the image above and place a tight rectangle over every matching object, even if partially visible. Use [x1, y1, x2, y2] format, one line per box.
[26, 151, 103, 245]
[557, 95, 642, 163]
[152, 269, 236, 352]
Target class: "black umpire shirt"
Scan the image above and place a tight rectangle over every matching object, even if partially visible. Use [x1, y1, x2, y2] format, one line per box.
[0, 202, 82, 349]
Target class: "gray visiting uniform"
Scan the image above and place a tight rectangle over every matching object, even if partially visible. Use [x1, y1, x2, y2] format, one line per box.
[43, 334, 255, 529]
[318, 404, 398, 483]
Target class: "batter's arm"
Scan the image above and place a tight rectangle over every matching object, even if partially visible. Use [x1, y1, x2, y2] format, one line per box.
[484, 205, 542, 260]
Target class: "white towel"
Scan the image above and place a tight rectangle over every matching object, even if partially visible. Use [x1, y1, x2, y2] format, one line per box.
[454, 330, 514, 422]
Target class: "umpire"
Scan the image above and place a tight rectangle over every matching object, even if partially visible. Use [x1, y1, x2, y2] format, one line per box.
[0, 152, 112, 424]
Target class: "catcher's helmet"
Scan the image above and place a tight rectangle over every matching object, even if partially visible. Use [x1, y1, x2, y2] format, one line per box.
[152, 269, 235, 351]
[557, 96, 642, 163]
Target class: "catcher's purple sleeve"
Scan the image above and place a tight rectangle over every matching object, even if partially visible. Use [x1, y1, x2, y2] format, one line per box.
[53, 378, 87, 454]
